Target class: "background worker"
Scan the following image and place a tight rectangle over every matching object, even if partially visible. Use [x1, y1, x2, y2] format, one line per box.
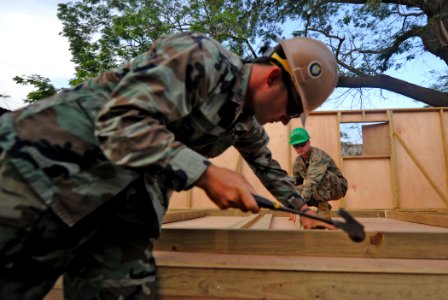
[0, 32, 337, 299]
[289, 127, 348, 222]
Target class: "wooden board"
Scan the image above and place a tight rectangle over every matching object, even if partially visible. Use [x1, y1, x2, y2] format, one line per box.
[393, 111, 447, 209]
[343, 158, 394, 209]
[154, 228, 448, 259]
[167, 108, 448, 211]
[386, 210, 448, 228]
[155, 251, 448, 300]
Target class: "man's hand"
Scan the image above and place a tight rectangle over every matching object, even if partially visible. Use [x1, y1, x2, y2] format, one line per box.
[288, 206, 336, 230]
[195, 164, 260, 213]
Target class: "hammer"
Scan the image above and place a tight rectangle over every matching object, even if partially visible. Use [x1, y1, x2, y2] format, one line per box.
[253, 194, 365, 242]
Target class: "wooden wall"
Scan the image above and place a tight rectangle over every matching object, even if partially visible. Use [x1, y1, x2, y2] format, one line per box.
[169, 108, 448, 211]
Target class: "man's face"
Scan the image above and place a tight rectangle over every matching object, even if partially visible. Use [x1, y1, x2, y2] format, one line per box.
[292, 141, 310, 156]
[251, 79, 290, 125]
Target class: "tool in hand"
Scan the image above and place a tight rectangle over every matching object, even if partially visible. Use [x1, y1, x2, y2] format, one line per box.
[253, 194, 365, 242]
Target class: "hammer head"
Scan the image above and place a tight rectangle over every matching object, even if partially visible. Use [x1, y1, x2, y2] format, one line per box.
[335, 208, 366, 242]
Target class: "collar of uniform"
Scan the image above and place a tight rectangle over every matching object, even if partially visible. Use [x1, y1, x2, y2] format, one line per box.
[217, 63, 251, 128]
[234, 63, 251, 116]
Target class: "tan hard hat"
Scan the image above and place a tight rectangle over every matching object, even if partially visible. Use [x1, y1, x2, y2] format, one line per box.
[270, 37, 338, 121]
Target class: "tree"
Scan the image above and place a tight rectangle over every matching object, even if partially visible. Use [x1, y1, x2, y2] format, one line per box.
[55, 0, 447, 106]
[13, 75, 60, 103]
[278, 0, 448, 106]
[56, 0, 272, 83]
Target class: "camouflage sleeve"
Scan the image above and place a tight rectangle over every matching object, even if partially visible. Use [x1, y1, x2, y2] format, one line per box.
[292, 157, 304, 185]
[301, 148, 329, 199]
[234, 118, 306, 208]
[95, 33, 229, 190]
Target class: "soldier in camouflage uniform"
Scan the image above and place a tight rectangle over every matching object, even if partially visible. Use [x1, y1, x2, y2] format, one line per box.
[290, 128, 348, 221]
[0, 32, 338, 299]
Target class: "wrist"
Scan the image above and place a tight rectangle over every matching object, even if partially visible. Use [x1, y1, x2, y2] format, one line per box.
[299, 205, 311, 214]
[195, 163, 213, 189]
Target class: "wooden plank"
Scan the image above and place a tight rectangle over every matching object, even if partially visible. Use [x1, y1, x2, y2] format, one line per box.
[393, 111, 448, 209]
[44, 277, 63, 300]
[157, 269, 448, 300]
[154, 251, 448, 274]
[250, 214, 273, 229]
[340, 110, 388, 122]
[343, 158, 394, 209]
[363, 123, 390, 155]
[155, 227, 448, 259]
[388, 110, 400, 209]
[189, 208, 387, 218]
[163, 216, 246, 229]
[155, 251, 448, 300]
[394, 131, 448, 207]
[228, 215, 261, 229]
[44, 290, 63, 300]
[270, 216, 298, 230]
[387, 211, 448, 228]
[163, 210, 207, 224]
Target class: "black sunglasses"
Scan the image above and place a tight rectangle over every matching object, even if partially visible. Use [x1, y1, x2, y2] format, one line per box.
[292, 141, 308, 148]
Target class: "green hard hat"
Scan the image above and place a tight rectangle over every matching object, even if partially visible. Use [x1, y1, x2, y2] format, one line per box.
[290, 128, 310, 145]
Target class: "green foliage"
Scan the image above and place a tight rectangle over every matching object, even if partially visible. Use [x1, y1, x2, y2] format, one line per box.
[21, 0, 441, 106]
[56, 0, 446, 83]
[56, 0, 282, 82]
[13, 75, 60, 103]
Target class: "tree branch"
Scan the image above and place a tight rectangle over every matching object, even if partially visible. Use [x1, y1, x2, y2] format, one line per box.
[338, 75, 448, 106]
[316, 0, 424, 7]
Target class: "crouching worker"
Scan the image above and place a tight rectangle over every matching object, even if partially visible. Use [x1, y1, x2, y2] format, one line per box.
[290, 128, 348, 223]
[0, 32, 338, 299]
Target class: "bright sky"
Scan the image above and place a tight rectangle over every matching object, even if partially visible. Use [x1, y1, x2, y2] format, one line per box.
[0, 2, 445, 111]
[0, 1, 74, 110]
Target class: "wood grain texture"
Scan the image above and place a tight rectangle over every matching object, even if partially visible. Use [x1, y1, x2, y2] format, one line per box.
[155, 251, 448, 300]
[155, 227, 448, 259]
[387, 211, 448, 228]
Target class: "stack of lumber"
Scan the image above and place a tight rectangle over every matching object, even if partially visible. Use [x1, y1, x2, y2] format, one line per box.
[154, 209, 448, 299]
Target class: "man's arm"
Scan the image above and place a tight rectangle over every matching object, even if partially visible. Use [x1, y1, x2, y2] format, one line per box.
[95, 33, 227, 191]
[233, 120, 336, 229]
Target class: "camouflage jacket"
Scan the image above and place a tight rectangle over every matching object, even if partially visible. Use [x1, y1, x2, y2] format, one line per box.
[0, 32, 303, 228]
[292, 146, 346, 200]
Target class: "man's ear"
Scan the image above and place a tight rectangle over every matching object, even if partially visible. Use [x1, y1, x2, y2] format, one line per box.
[267, 67, 283, 86]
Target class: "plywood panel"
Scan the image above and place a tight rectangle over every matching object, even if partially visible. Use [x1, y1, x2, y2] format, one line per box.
[168, 191, 189, 209]
[343, 158, 393, 209]
[240, 159, 276, 202]
[190, 187, 216, 209]
[340, 111, 388, 123]
[188, 147, 242, 209]
[167, 108, 448, 211]
[304, 114, 341, 162]
[393, 111, 447, 208]
[363, 123, 390, 155]
[264, 122, 291, 173]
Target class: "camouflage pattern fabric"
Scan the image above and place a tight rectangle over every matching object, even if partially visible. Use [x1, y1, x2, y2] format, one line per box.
[0, 32, 304, 298]
[0, 152, 158, 299]
[293, 146, 347, 202]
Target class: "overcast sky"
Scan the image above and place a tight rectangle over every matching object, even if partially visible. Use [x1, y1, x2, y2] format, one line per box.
[0, 1, 74, 110]
[0, 2, 445, 111]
